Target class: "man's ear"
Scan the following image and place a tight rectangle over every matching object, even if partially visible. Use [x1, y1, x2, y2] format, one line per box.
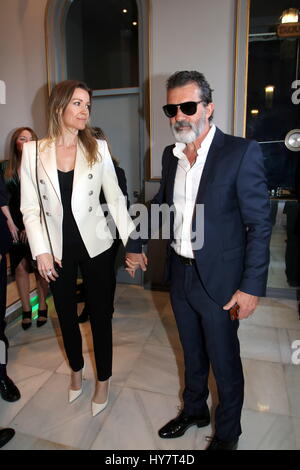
[206, 102, 215, 120]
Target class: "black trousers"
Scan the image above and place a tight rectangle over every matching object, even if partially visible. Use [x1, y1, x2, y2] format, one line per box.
[170, 251, 244, 442]
[50, 243, 115, 381]
[0, 254, 8, 366]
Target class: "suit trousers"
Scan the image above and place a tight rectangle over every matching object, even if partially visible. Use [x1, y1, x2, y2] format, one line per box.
[50, 242, 115, 381]
[169, 251, 244, 441]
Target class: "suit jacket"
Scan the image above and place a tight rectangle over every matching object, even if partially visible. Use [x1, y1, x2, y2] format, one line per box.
[127, 127, 272, 305]
[20, 139, 135, 260]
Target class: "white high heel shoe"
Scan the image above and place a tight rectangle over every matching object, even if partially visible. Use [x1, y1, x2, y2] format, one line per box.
[92, 379, 110, 417]
[68, 365, 85, 403]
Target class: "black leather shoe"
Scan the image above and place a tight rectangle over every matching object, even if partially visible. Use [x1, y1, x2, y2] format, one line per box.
[78, 306, 89, 323]
[0, 428, 15, 448]
[0, 376, 21, 402]
[158, 409, 210, 439]
[206, 436, 239, 450]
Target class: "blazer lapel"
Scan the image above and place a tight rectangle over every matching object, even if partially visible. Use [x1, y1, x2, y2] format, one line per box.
[39, 141, 61, 204]
[195, 127, 225, 204]
[191, 128, 225, 237]
[166, 147, 178, 206]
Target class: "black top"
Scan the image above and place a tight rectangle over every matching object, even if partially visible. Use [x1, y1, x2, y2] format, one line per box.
[0, 161, 24, 231]
[0, 170, 8, 207]
[0, 173, 12, 255]
[57, 170, 85, 248]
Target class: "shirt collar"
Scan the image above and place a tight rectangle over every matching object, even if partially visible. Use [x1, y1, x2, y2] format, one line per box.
[173, 124, 216, 160]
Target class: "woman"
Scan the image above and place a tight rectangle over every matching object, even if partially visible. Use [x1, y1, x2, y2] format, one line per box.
[1, 128, 49, 330]
[0, 172, 21, 404]
[20, 80, 135, 416]
[77, 126, 129, 323]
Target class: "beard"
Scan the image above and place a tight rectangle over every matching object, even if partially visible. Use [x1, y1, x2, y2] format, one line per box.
[171, 112, 207, 144]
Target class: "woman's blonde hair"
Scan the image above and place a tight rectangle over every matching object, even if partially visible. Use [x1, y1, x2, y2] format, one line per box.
[47, 80, 99, 166]
[4, 127, 38, 180]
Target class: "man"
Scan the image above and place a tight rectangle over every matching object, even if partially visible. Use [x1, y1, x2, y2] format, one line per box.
[0, 172, 20, 448]
[126, 71, 271, 450]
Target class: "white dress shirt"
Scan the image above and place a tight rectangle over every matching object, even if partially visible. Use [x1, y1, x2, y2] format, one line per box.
[171, 124, 216, 258]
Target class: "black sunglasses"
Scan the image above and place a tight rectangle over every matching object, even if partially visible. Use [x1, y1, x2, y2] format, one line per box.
[162, 100, 203, 118]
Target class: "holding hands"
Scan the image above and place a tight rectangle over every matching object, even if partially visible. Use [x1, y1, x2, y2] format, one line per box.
[125, 252, 148, 278]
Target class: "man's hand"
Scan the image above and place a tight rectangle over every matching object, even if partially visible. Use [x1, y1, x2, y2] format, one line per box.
[125, 252, 148, 278]
[223, 289, 259, 320]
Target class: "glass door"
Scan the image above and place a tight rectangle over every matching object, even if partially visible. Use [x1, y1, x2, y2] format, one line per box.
[245, 0, 300, 295]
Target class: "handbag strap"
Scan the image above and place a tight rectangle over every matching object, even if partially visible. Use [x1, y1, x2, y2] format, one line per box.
[35, 140, 55, 260]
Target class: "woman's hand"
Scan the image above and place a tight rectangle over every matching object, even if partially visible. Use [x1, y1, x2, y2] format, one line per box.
[19, 230, 27, 244]
[7, 219, 19, 243]
[36, 253, 62, 282]
[125, 252, 148, 278]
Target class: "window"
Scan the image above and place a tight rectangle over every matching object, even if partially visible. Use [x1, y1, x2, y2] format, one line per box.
[65, 0, 139, 90]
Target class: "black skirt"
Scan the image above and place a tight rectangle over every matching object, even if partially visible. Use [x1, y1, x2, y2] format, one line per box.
[9, 241, 34, 275]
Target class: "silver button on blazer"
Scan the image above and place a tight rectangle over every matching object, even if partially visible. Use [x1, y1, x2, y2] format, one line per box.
[20, 139, 135, 260]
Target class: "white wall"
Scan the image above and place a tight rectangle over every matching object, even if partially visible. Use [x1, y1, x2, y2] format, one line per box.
[149, 0, 237, 178]
[0, 0, 48, 159]
[0, 0, 237, 174]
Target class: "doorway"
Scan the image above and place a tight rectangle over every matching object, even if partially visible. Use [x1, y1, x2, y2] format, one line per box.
[46, 0, 149, 285]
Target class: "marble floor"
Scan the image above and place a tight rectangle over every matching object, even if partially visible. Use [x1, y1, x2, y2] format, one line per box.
[1, 284, 300, 451]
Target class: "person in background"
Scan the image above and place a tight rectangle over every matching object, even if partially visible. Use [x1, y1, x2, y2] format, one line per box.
[0, 172, 21, 405]
[77, 126, 129, 323]
[0, 165, 20, 450]
[20, 80, 135, 417]
[0, 427, 15, 449]
[1, 128, 49, 330]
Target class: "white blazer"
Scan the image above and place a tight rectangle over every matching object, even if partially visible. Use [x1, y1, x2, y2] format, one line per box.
[20, 139, 135, 260]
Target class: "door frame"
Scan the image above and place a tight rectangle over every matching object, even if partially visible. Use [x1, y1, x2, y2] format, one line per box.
[45, 0, 149, 204]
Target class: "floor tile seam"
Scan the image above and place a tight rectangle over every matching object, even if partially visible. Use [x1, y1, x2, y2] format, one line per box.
[145, 337, 182, 352]
[123, 338, 152, 389]
[242, 403, 292, 418]
[282, 362, 300, 420]
[240, 354, 287, 365]
[241, 356, 293, 366]
[4, 430, 78, 451]
[7, 334, 63, 350]
[122, 383, 181, 400]
[6, 370, 55, 427]
[123, 342, 183, 390]
[86, 386, 124, 450]
[239, 323, 300, 332]
[7, 363, 56, 382]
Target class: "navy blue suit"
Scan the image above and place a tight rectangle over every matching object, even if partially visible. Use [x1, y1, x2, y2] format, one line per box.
[127, 127, 272, 440]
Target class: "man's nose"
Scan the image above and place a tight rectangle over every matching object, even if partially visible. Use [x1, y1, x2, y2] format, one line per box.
[175, 107, 187, 120]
